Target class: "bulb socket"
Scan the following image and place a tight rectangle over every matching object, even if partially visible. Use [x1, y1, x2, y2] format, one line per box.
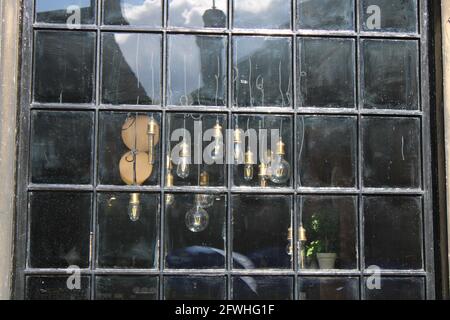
[287, 227, 293, 241]
[166, 172, 174, 187]
[299, 226, 307, 242]
[147, 118, 159, 136]
[276, 140, 286, 156]
[130, 193, 140, 205]
[200, 171, 210, 187]
[234, 129, 242, 143]
[166, 156, 173, 170]
[245, 151, 255, 165]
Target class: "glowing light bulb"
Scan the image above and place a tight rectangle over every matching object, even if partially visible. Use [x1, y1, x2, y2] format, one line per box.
[211, 121, 223, 161]
[234, 129, 243, 164]
[128, 193, 142, 222]
[196, 171, 214, 208]
[185, 205, 209, 233]
[244, 151, 254, 181]
[270, 140, 291, 184]
[177, 142, 190, 179]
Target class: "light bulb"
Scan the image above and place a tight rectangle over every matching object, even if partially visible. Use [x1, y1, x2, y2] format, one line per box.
[176, 142, 190, 179]
[147, 118, 159, 165]
[165, 194, 175, 206]
[128, 193, 142, 222]
[185, 205, 209, 233]
[234, 129, 243, 164]
[270, 140, 291, 184]
[244, 151, 255, 181]
[258, 163, 269, 187]
[211, 121, 223, 161]
[196, 171, 214, 208]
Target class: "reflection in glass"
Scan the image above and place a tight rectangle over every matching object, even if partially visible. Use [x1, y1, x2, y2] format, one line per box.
[95, 276, 158, 300]
[97, 193, 159, 269]
[164, 276, 226, 300]
[165, 194, 226, 269]
[361, 40, 419, 110]
[299, 277, 359, 300]
[31, 111, 94, 184]
[232, 195, 292, 270]
[98, 112, 161, 186]
[34, 30, 96, 103]
[167, 35, 226, 106]
[29, 192, 92, 269]
[297, 0, 354, 31]
[234, 0, 291, 29]
[298, 38, 355, 109]
[361, 0, 418, 33]
[364, 196, 423, 270]
[168, 0, 227, 29]
[300, 196, 357, 270]
[362, 117, 421, 188]
[298, 116, 357, 188]
[26, 276, 90, 300]
[103, 0, 162, 27]
[36, 0, 96, 24]
[102, 33, 161, 105]
[233, 37, 292, 108]
[364, 277, 425, 300]
[233, 276, 293, 300]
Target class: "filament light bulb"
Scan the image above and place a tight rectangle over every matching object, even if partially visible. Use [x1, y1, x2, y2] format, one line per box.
[270, 140, 291, 184]
[176, 142, 191, 179]
[128, 193, 142, 222]
[234, 129, 243, 164]
[196, 171, 214, 208]
[211, 121, 223, 161]
[244, 151, 255, 181]
[185, 205, 209, 233]
[147, 117, 158, 165]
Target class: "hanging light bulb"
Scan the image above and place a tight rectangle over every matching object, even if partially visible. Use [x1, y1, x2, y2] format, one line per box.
[176, 142, 191, 179]
[234, 128, 243, 164]
[286, 227, 293, 256]
[195, 171, 215, 208]
[128, 193, 142, 222]
[258, 162, 269, 187]
[244, 150, 255, 181]
[185, 204, 209, 233]
[299, 226, 307, 268]
[147, 117, 159, 165]
[270, 139, 291, 184]
[165, 156, 175, 206]
[211, 120, 223, 161]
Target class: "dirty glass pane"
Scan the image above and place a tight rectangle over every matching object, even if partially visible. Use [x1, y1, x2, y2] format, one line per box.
[298, 38, 355, 109]
[165, 194, 226, 269]
[361, 40, 419, 110]
[297, 0, 354, 31]
[102, 33, 162, 105]
[34, 30, 96, 103]
[168, 0, 227, 29]
[103, 0, 162, 27]
[232, 195, 292, 270]
[29, 192, 92, 269]
[363, 196, 423, 270]
[234, 0, 291, 29]
[98, 112, 161, 186]
[31, 111, 94, 185]
[26, 276, 91, 300]
[167, 35, 227, 106]
[298, 116, 357, 188]
[164, 276, 226, 300]
[364, 277, 425, 300]
[232, 114, 293, 188]
[95, 276, 159, 300]
[362, 117, 421, 189]
[299, 196, 357, 270]
[233, 36, 293, 108]
[97, 193, 159, 269]
[232, 276, 294, 300]
[299, 277, 360, 300]
[360, 0, 418, 33]
[36, 0, 96, 24]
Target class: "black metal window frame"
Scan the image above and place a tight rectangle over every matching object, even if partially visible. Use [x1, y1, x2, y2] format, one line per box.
[13, 0, 437, 300]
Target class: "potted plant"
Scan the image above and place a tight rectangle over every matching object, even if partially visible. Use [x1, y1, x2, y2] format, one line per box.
[305, 211, 339, 269]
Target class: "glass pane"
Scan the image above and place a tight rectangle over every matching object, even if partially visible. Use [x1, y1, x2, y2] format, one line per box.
[97, 193, 159, 269]
[36, 0, 96, 24]
[29, 192, 92, 269]
[363, 196, 423, 270]
[26, 276, 90, 300]
[361, 40, 419, 110]
[167, 35, 227, 107]
[31, 111, 94, 185]
[297, 0, 354, 31]
[364, 277, 425, 300]
[300, 196, 357, 270]
[95, 276, 158, 300]
[98, 112, 162, 186]
[164, 276, 226, 300]
[232, 195, 292, 270]
[34, 30, 96, 103]
[299, 277, 359, 300]
[298, 38, 355, 109]
[166, 113, 227, 187]
[234, 0, 291, 29]
[233, 36, 293, 108]
[298, 116, 357, 188]
[362, 117, 421, 189]
[103, 0, 162, 27]
[165, 194, 226, 269]
[168, 0, 227, 29]
[233, 114, 293, 188]
[232, 276, 293, 300]
[360, 0, 418, 33]
[102, 33, 161, 105]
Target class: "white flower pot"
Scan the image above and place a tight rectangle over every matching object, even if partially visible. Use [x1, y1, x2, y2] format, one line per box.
[317, 253, 337, 269]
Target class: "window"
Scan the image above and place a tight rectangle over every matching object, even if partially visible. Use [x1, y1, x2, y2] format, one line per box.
[15, 0, 435, 300]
